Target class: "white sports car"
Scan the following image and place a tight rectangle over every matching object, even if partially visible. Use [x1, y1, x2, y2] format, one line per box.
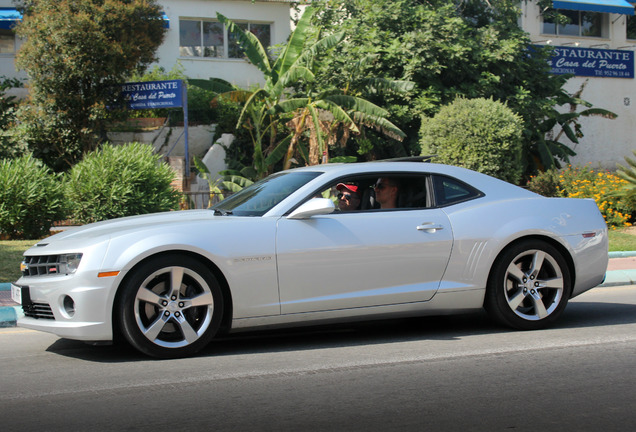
[12, 161, 608, 358]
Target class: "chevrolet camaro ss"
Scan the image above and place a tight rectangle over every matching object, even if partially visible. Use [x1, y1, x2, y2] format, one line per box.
[11, 161, 609, 358]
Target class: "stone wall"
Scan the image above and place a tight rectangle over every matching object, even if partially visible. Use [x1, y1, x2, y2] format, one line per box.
[107, 123, 216, 158]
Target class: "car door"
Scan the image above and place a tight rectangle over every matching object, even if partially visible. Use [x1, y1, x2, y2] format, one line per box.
[275, 208, 453, 314]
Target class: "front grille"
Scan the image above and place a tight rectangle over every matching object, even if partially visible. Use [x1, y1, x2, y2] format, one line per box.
[22, 255, 62, 277]
[23, 302, 55, 320]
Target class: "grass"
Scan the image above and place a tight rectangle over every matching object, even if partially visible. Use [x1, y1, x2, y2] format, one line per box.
[1, 228, 635, 283]
[607, 227, 636, 252]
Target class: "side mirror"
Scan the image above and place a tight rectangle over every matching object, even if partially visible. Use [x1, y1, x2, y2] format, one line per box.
[287, 198, 335, 219]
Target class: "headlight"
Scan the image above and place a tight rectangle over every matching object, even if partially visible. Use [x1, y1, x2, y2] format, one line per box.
[58, 253, 83, 275]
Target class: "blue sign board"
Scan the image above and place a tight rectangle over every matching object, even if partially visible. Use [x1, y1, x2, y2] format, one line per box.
[120, 79, 184, 110]
[548, 46, 634, 79]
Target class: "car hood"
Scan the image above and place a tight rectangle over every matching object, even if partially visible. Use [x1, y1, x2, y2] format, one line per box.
[38, 210, 224, 247]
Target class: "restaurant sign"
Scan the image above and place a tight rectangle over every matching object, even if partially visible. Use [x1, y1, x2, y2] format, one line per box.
[548, 46, 634, 79]
[120, 79, 184, 110]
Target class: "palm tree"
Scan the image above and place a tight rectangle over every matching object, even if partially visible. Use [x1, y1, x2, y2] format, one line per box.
[615, 150, 636, 204]
[191, 6, 409, 177]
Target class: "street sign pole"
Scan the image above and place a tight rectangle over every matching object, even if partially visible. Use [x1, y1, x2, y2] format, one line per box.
[183, 80, 189, 178]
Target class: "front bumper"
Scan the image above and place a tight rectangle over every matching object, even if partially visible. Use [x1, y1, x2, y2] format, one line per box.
[14, 272, 120, 341]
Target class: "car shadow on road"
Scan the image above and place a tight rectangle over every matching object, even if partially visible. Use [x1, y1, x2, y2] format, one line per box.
[44, 301, 636, 363]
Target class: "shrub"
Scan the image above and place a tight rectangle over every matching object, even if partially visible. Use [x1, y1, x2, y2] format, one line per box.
[528, 165, 633, 229]
[526, 169, 561, 197]
[561, 165, 633, 229]
[65, 143, 181, 223]
[0, 154, 66, 239]
[0, 77, 25, 160]
[615, 150, 636, 215]
[420, 97, 524, 184]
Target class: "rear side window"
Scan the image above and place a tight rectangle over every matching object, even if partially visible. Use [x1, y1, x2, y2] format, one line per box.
[432, 175, 481, 206]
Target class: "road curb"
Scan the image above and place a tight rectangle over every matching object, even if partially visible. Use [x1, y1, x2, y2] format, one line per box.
[0, 306, 21, 328]
[0, 282, 23, 327]
[609, 251, 636, 258]
[599, 269, 636, 287]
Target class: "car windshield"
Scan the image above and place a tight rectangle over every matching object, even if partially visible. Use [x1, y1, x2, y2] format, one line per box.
[211, 171, 322, 216]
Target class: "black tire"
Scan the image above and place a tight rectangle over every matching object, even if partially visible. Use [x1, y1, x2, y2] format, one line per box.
[485, 240, 572, 330]
[117, 254, 223, 358]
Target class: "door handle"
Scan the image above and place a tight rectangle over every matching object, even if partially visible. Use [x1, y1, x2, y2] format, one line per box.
[417, 223, 444, 233]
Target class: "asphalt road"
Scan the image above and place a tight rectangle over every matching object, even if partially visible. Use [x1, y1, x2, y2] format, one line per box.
[1, 285, 635, 431]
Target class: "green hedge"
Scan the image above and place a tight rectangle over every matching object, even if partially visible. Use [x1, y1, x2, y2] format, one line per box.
[65, 142, 181, 224]
[0, 154, 66, 239]
[420, 97, 524, 184]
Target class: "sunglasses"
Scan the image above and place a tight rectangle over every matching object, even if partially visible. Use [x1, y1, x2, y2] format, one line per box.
[374, 183, 393, 190]
[338, 193, 359, 201]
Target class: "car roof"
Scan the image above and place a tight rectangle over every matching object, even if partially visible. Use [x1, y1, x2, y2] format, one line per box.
[286, 161, 524, 192]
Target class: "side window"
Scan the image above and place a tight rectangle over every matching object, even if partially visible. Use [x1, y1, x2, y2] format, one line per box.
[0, 29, 15, 54]
[179, 19, 271, 59]
[432, 175, 481, 207]
[628, 15, 636, 40]
[313, 173, 432, 212]
[542, 9, 604, 38]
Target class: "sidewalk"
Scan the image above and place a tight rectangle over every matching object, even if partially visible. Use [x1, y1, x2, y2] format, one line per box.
[601, 253, 636, 287]
[2, 252, 636, 327]
[0, 283, 21, 328]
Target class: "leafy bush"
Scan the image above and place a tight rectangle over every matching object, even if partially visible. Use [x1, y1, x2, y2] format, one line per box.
[615, 150, 636, 213]
[420, 97, 524, 184]
[528, 165, 634, 229]
[65, 143, 181, 223]
[525, 168, 561, 197]
[10, 103, 85, 172]
[0, 154, 66, 239]
[560, 166, 633, 229]
[14, 0, 166, 170]
[0, 77, 25, 160]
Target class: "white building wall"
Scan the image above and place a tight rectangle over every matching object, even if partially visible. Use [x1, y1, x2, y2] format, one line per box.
[0, 0, 26, 81]
[521, 2, 636, 170]
[158, 0, 292, 87]
[0, 0, 292, 88]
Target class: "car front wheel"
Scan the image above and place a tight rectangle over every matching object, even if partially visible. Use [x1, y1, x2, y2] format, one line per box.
[117, 254, 223, 358]
[485, 240, 572, 330]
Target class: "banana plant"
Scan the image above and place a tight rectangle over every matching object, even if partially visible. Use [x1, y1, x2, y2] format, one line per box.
[192, 156, 253, 206]
[615, 150, 636, 204]
[273, 54, 414, 168]
[191, 6, 408, 177]
[528, 80, 617, 172]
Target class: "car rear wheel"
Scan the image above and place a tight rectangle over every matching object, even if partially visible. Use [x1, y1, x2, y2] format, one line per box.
[117, 254, 223, 358]
[485, 240, 572, 330]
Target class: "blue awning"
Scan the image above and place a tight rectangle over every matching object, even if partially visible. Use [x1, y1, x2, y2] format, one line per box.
[553, 0, 635, 15]
[0, 8, 169, 30]
[0, 8, 21, 30]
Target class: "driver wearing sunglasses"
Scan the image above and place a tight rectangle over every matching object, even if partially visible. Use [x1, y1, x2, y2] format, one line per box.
[373, 177, 399, 209]
[336, 183, 361, 211]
